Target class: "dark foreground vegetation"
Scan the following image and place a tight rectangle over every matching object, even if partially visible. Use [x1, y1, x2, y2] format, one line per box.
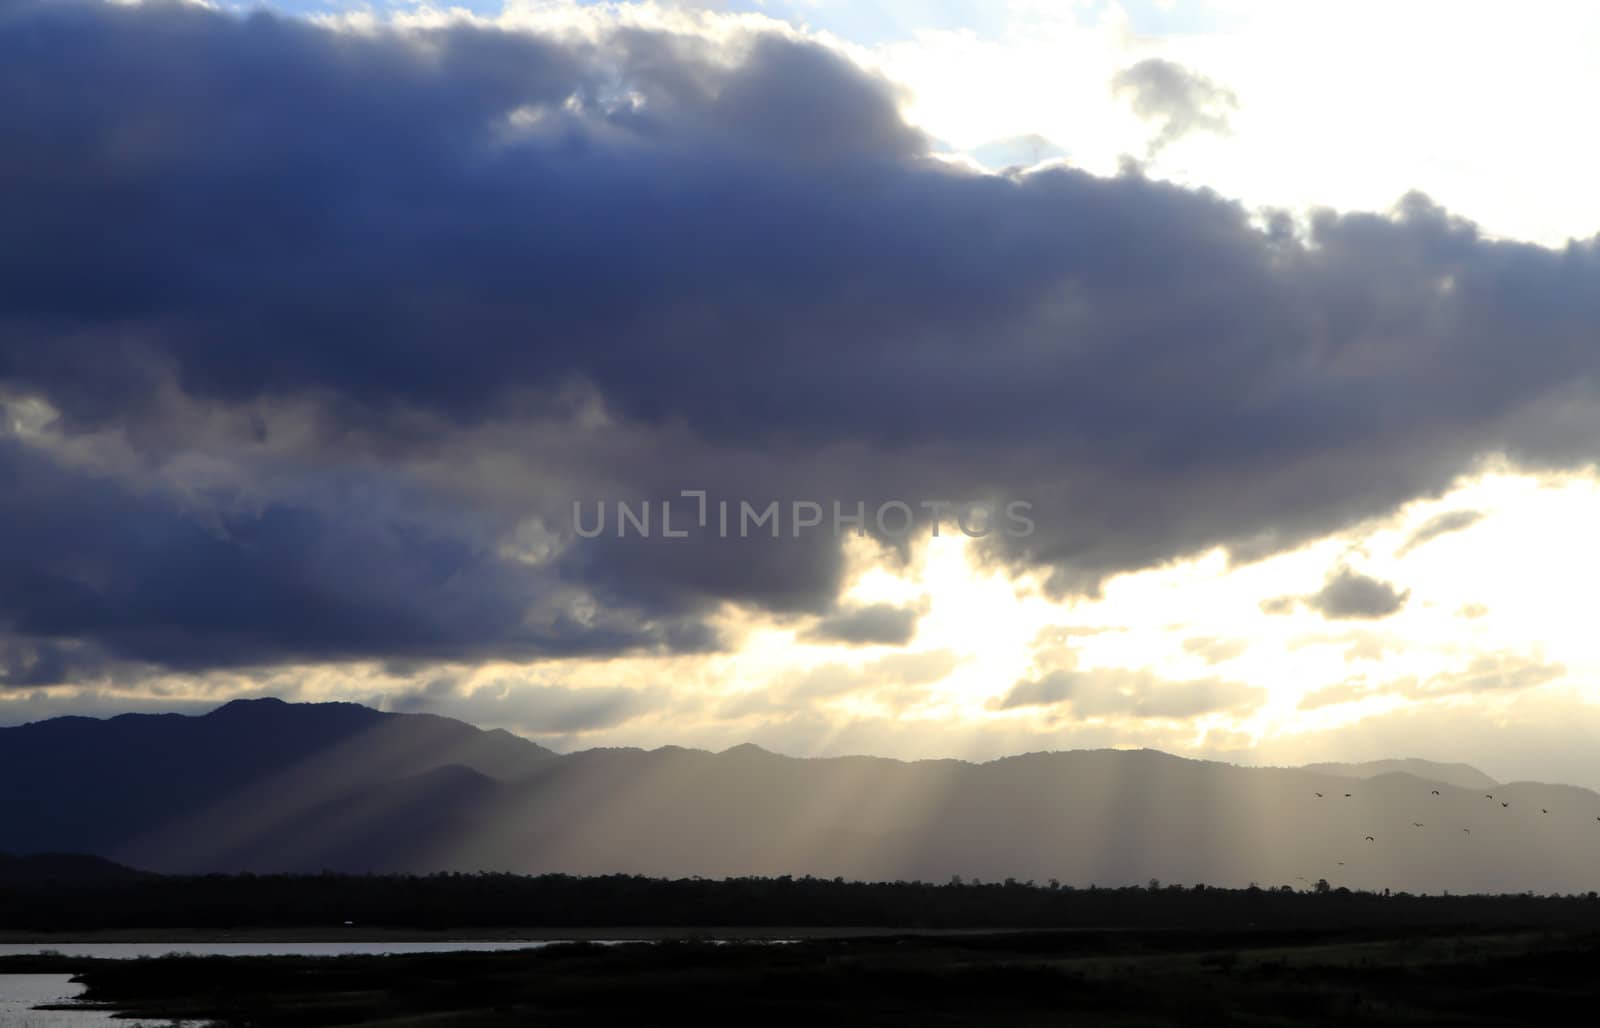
[10, 869, 1600, 1024]
[9, 928, 1600, 1026]
[6, 862, 1600, 933]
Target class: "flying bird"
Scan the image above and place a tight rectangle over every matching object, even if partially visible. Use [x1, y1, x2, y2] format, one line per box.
[1315, 792, 1323, 798]
[1502, 802, 1510, 808]
[1486, 794, 1494, 799]
[1462, 829, 1471, 834]
[1431, 790, 1440, 796]
[1365, 836, 1375, 842]
[1542, 809, 1549, 814]
[1345, 793, 1352, 798]
[1412, 822, 1425, 828]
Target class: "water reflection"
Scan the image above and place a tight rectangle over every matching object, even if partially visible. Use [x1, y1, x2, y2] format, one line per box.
[0, 941, 586, 960]
[0, 974, 125, 1027]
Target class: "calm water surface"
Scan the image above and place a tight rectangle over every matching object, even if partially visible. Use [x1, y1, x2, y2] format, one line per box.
[0, 940, 775, 1022]
[0, 948, 583, 1027]
[0, 974, 129, 1027]
[0, 940, 597, 959]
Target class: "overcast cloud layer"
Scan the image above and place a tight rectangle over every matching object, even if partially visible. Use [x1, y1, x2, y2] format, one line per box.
[4, 0, 1600, 689]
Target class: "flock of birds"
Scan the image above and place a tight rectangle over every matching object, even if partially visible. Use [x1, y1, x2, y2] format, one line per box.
[1309, 784, 1600, 846]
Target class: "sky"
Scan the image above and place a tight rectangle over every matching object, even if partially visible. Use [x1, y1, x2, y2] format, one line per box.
[4, 0, 1600, 787]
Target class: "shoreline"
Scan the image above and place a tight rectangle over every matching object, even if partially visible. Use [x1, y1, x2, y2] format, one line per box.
[0, 925, 1024, 945]
[21, 928, 1598, 1025]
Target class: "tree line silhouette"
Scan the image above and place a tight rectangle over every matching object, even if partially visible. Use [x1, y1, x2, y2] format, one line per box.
[7, 868, 1600, 932]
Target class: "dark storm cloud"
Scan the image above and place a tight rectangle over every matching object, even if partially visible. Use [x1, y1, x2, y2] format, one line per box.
[1398, 509, 1484, 554]
[1305, 567, 1411, 620]
[4, 1, 1600, 673]
[1111, 58, 1237, 154]
[0, 439, 714, 673]
[563, 498, 851, 618]
[0, 1, 922, 427]
[801, 602, 922, 646]
[0, 635, 126, 689]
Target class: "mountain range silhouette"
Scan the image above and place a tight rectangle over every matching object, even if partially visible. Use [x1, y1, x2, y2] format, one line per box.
[4, 698, 1598, 893]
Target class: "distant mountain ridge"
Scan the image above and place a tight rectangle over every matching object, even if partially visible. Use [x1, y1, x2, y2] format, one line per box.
[0, 850, 148, 886]
[0, 697, 553, 865]
[4, 699, 1598, 895]
[1297, 759, 1499, 791]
